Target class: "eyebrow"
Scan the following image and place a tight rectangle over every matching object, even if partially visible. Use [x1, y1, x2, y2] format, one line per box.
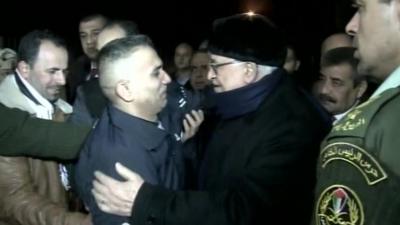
[47, 67, 61, 71]
[331, 77, 344, 83]
[152, 65, 163, 73]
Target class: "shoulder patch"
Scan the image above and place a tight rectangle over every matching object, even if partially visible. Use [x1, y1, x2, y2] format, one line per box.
[316, 185, 364, 225]
[321, 142, 388, 185]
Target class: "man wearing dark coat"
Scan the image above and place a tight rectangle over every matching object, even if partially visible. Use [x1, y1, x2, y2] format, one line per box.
[90, 13, 330, 225]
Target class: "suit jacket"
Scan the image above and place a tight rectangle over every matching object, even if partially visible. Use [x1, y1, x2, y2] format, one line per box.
[130, 74, 330, 225]
[69, 79, 107, 126]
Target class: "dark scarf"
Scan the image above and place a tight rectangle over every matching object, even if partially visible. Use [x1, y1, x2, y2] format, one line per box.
[212, 68, 283, 119]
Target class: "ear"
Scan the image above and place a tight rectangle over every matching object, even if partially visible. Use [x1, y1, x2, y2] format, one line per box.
[243, 62, 257, 84]
[115, 80, 134, 102]
[17, 61, 31, 79]
[356, 80, 368, 99]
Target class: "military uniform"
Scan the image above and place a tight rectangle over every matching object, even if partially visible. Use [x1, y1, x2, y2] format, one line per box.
[312, 67, 400, 225]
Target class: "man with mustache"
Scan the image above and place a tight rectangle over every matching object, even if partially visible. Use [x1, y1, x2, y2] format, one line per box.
[313, 47, 367, 124]
[312, 0, 400, 224]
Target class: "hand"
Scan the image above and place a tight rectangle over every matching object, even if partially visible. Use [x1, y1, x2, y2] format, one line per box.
[181, 109, 204, 142]
[92, 163, 144, 216]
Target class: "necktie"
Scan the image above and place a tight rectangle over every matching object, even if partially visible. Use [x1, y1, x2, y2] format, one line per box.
[86, 68, 98, 81]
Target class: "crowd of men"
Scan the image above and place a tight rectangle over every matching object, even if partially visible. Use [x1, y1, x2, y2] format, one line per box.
[1, 0, 399, 224]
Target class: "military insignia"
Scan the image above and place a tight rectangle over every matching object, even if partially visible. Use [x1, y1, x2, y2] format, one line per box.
[346, 109, 362, 120]
[333, 108, 366, 132]
[316, 185, 364, 225]
[321, 142, 388, 185]
[333, 113, 365, 132]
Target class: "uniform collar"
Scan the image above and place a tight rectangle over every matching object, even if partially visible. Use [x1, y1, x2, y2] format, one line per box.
[371, 66, 400, 98]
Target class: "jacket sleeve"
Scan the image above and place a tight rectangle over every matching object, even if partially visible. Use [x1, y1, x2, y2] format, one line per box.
[0, 156, 91, 225]
[0, 103, 90, 159]
[130, 132, 319, 225]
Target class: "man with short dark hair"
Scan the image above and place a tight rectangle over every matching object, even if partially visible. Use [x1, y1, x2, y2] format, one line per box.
[313, 47, 367, 123]
[67, 14, 108, 103]
[0, 30, 90, 225]
[75, 35, 186, 225]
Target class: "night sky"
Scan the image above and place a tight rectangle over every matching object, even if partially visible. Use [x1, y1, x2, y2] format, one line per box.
[0, 0, 354, 63]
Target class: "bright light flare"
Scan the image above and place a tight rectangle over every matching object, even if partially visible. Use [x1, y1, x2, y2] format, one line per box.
[246, 11, 256, 17]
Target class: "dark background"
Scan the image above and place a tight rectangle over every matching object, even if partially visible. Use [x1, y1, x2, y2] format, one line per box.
[0, 0, 354, 64]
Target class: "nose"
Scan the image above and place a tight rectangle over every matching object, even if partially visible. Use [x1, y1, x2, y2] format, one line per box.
[86, 34, 97, 45]
[319, 81, 331, 96]
[55, 71, 66, 85]
[346, 12, 359, 37]
[207, 66, 216, 81]
[161, 70, 171, 84]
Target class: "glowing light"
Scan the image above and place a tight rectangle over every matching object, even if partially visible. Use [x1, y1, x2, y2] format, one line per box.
[246, 11, 256, 17]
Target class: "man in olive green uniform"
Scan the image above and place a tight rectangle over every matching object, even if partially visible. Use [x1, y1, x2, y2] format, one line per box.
[0, 103, 89, 159]
[312, 0, 400, 224]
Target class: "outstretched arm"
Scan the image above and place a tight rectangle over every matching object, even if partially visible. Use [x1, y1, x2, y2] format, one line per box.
[0, 103, 90, 159]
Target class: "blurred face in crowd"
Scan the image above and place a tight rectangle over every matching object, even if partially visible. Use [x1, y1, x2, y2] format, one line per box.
[20, 41, 68, 102]
[190, 52, 210, 90]
[174, 43, 193, 69]
[346, 0, 400, 81]
[313, 63, 365, 115]
[283, 47, 300, 74]
[79, 16, 107, 60]
[96, 25, 126, 51]
[0, 49, 17, 79]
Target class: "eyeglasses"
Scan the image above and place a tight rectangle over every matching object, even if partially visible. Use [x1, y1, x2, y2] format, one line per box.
[209, 61, 242, 75]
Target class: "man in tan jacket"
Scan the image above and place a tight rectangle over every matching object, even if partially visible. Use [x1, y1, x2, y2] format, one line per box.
[0, 30, 90, 225]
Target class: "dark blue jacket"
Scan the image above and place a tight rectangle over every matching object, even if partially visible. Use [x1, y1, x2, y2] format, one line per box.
[75, 105, 184, 225]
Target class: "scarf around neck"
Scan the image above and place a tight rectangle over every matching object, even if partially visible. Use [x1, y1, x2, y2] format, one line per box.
[212, 68, 283, 119]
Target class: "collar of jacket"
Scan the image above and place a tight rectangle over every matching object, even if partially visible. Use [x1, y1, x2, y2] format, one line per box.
[14, 71, 72, 115]
[212, 68, 284, 119]
[107, 104, 169, 150]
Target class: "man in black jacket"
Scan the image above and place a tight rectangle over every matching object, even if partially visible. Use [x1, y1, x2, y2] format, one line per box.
[91, 13, 330, 225]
